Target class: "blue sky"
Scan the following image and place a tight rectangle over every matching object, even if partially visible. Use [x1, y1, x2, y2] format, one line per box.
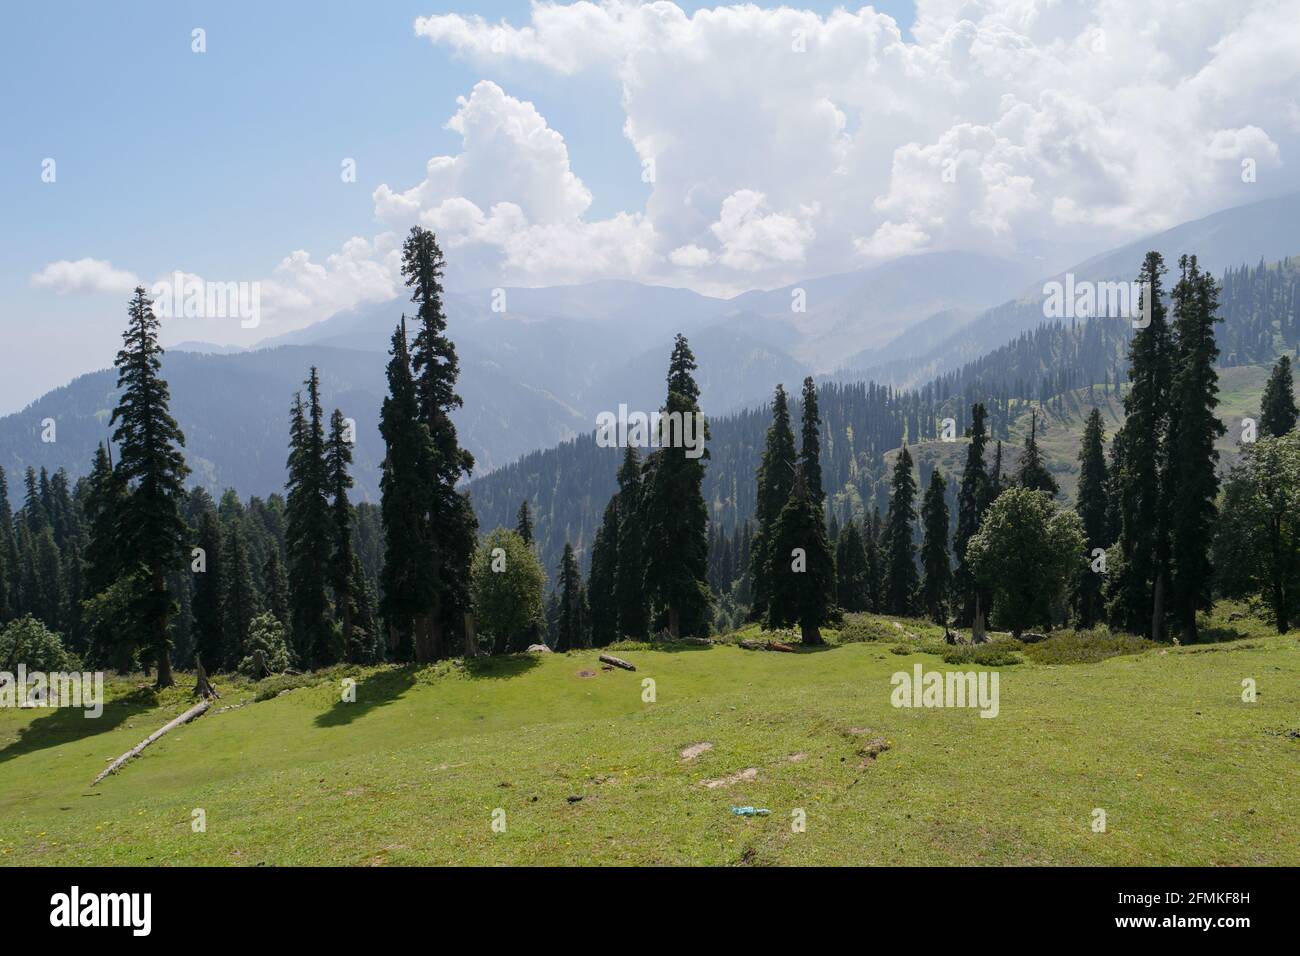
[0, 1, 916, 413]
[3, 0, 1294, 415]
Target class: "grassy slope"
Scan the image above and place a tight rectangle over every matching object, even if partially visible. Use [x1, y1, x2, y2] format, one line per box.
[2, 613, 1297, 866]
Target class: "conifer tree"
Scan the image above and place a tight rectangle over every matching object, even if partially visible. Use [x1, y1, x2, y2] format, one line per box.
[882, 447, 919, 615]
[403, 225, 478, 660]
[749, 384, 797, 621]
[1016, 409, 1059, 496]
[588, 495, 620, 646]
[191, 509, 227, 670]
[110, 287, 190, 688]
[1260, 354, 1297, 437]
[952, 403, 990, 624]
[834, 520, 869, 612]
[515, 500, 534, 546]
[919, 467, 951, 624]
[222, 521, 258, 668]
[285, 371, 332, 667]
[262, 549, 290, 629]
[379, 317, 433, 662]
[1075, 408, 1110, 626]
[614, 444, 649, 639]
[798, 376, 825, 513]
[555, 542, 586, 651]
[641, 335, 712, 637]
[0, 465, 15, 622]
[766, 468, 834, 644]
[1110, 252, 1174, 638]
[1166, 256, 1224, 642]
[327, 409, 356, 661]
[864, 511, 884, 612]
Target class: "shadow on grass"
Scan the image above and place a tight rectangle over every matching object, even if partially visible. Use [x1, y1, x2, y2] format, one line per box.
[0, 685, 159, 766]
[314, 666, 417, 728]
[463, 654, 541, 679]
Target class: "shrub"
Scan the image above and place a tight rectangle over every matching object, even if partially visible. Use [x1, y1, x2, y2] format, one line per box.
[941, 639, 1023, 666]
[0, 615, 77, 672]
[1023, 629, 1155, 664]
[239, 612, 292, 678]
[838, 616, 904, 643]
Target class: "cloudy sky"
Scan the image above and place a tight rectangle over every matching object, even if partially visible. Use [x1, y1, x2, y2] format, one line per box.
[3, 0, 1298, 414]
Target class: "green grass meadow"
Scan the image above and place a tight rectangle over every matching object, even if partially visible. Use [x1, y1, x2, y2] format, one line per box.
[2, 611, 1297, 866]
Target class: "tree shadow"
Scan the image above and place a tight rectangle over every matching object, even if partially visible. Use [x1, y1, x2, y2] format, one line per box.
[314, 666, 417, 728]
[0, 685, 159, 766]
[463, 654, 541, 679]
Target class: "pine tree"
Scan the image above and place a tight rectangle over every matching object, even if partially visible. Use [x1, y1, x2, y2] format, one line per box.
[222, 520, 258, 668]
[555, 542, 586, 651]
[1260, 355, 1297, 437]
[191, 509, 227, 670]
[766, 468, 834, 644]
[952, 403, 990, 624]
[919, 467, 951, 624]
[749, 384, 797, 621]
[1016, 409, 1059, 496]
[834, 520, 869, 612]
[798, 376, 825, 513]
[327, 409, 356, 662]
[641, 335, 712, 637]
[864, 511, 884, 612]
[1166, 256, 1225, 642]
[285, 371, 332, 667]
[882, 447, 919, 615]
[379, 317, 434, 662]
[0, 465, 15, 622]
[1075, 408, 1109, 626]
[515, 500, 534, 546]
[588, 496, 620, 646]
[110, 287, 190, 688]
[614, 444, 649, 639]
[1110, 252, 1174, 639]
[262, 549, 290, 629]
[403, 225, 477, 660]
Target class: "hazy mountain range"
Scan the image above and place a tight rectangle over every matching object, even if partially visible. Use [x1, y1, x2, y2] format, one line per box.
[3, 191, 1298, 502]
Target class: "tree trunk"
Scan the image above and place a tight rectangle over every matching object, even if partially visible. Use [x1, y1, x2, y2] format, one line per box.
[800, 621, 824, 646]
[667, 606, 680, 639]
[93, 699, 210, 785]
[413, 614, 432, 663]
[1151, 571, 1166, 642]
[463, 612, 479, 658]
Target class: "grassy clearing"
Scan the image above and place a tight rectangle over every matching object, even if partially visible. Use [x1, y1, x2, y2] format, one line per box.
[1, 609, 1297, 866]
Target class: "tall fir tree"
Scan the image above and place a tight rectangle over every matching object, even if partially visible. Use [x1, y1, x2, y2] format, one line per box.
[588, 495, 621, 646]
[262, 549, 290, 629]
[864, 510, 884, 612]
[919, 467, 952, 624]
[882, 447, 919, 615]
[191, 509, 227, 670]
[378, 317, 434, 662]
[1166, 256, 1225, 642]
[402, 225, 478, 660]
[109, 287, 190, 688]
[327, 409, 356, 662]
[515, 500, 534, 546]
[614, 444, 649, 639]
[834, 520, 870, 612]
[285, 371, 333, 667]
[640, 335, 712, 637]
[1260, 354, 1298, 438]
[1110, 252, 1174, 639]
[952, 403, 990, 624]
[749, 384, 797, 621]
[1075, 408, 1110, 626]
[1016, 409, 1059, 496]
[222, 520, 258, 668]
[766, 468, 835, 644]
[555, 542, 586, 651]
[798, 376, 825, 513]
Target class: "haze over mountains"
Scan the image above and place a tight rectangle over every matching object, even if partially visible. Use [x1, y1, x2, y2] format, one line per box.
[4, 192, 1298, 502]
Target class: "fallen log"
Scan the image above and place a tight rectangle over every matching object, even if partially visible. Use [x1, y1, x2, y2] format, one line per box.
[767, 641, 796, 653]
[92, 699, 211, 786]
[738, 640, 765, 651]
[598, 653, 636, 671]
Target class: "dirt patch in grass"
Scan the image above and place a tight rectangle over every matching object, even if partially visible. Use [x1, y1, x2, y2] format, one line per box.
[680, 742, 713, 761]
[701, 768, 757, 788]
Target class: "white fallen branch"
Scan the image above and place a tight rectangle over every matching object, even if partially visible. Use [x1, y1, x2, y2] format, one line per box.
[91, 699, 211, 786]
